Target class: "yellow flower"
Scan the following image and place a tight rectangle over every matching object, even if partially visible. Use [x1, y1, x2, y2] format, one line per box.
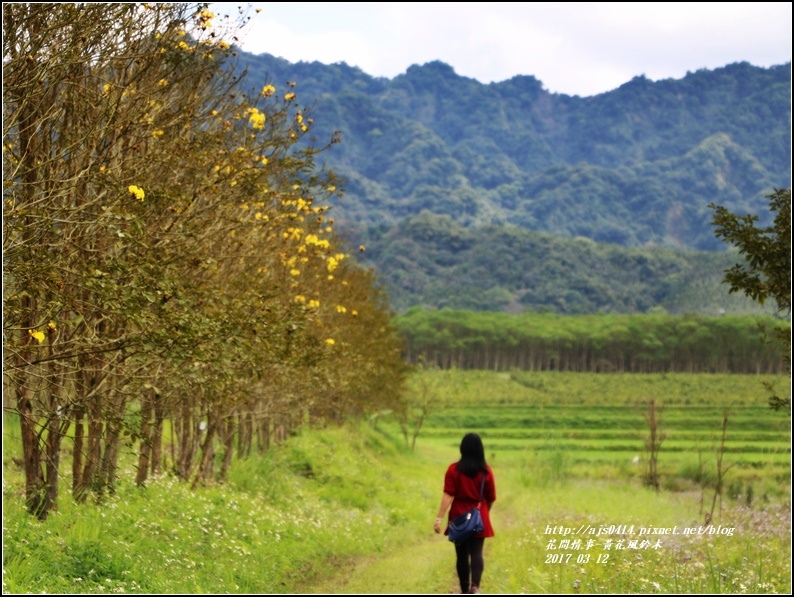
[351, 310, 358, 317]
[359, 245, 366, 252]
[260, 156, 268, 165]
[102, 83, 111, 94]
[157, 79, 169, 87]
[336, 305, 346, 313]
[128, 185, 145, 201]
[290, 269, 300, 276]
[47, 321, 57, 331]
[327, 185, 336, 192]
[261, 84, 276, 97]
[178, 41, 190, 51]
[28, 329, 45, 344]
[308, 299, 320, 309]
[294, 295, 306, 303]
[284, 92, 296, 101]
[152, 129, 164, 138]
[249, 110, 265, 130]
[217, 41, 230, 50]
[325, 338, 335, 346]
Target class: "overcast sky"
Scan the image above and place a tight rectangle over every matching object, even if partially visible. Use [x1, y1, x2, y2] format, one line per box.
[211, 2, 792, 97]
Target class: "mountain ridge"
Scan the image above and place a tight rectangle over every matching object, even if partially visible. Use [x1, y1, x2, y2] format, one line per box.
[234, 51, 790, 313]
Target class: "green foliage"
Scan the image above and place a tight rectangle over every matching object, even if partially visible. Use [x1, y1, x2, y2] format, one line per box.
[711, 189, 791, 412]
[711, 189, 791, 314]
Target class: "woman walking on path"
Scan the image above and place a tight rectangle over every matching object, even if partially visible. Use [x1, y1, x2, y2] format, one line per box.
[434, 433, 496, 594]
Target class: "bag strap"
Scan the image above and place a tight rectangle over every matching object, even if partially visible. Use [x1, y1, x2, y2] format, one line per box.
[476, 472, 486, 509]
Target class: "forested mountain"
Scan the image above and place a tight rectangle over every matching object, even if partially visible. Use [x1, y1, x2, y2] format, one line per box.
[237, 54, 789, 246]
[356, 213, 777, 314]
[234, 51, 791, 313]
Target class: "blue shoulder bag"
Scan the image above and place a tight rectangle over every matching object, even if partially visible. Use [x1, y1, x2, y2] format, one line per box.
[447, 473, 486, 543]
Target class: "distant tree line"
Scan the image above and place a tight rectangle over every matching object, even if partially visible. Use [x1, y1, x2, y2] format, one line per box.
[395, 310, 788, 374]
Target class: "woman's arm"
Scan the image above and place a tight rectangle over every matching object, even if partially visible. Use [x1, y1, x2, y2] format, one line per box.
[486, 468, 496, 508]
[433, 492, 455, 534]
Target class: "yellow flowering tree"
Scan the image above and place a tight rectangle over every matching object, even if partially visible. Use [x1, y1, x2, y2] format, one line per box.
[3, 1, 407, 515]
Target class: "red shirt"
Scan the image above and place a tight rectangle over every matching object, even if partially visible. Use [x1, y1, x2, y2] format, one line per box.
[443, 463, 496, 538]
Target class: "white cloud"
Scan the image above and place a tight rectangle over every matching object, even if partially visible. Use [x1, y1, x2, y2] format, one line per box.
[216, 1, 792, 96]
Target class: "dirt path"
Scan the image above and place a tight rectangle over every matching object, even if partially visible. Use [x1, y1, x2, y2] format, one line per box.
[300, 446, 519, 594]
[300, 533, 461, 594]
[299, 500, 517, 594]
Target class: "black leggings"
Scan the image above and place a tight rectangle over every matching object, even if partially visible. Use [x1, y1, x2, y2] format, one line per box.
[454, 537, 485, 593]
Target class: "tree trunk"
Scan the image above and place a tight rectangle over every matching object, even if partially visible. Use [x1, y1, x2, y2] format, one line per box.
[176, 398, 195, 480]
[97, 393, 128, 496]
[191, 409, 219, 489]
[219, 416, 235, 482]
[72, 407, 85, 495]
[236, 413, 247, 459]
[75, 363, 102, 502]
[77, 398, 103, 502]
[17, 381, 44, 517]
[150, 392, 164, 476]
[135, 391, 154, 487]
[42, 415, 67, 517]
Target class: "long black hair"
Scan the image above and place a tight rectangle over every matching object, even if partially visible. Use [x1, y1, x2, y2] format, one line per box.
[456, 432, 489, 478]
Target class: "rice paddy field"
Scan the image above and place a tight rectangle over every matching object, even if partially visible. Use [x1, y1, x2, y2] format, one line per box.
[415, 370, 790, 492]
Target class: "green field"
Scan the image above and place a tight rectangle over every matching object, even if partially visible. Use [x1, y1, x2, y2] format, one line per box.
[412, 371, 790, 493]
[2, 371, 791, 593]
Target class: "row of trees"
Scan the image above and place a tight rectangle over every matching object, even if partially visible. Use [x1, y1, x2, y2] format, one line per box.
[395, 310, 788, 374]
[3, 3, 407, 519]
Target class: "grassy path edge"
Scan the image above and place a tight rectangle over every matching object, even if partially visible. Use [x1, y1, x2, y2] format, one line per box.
[295, 532, 460, 594]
